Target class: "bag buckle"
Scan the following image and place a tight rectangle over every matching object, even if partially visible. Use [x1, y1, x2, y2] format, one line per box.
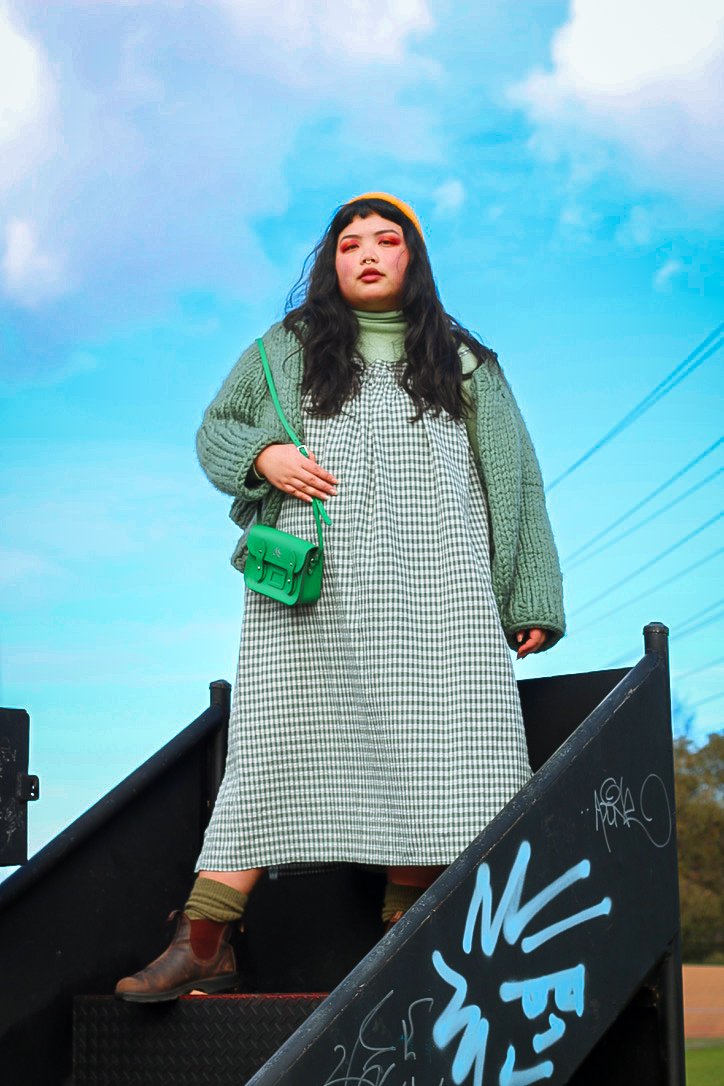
[297, 444, 308, 457]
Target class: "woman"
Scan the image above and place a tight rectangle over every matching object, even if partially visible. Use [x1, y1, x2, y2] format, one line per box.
[115, 193, 564, 1002]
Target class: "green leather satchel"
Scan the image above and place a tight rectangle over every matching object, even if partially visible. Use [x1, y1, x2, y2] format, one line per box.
[243, 338, 332, 606]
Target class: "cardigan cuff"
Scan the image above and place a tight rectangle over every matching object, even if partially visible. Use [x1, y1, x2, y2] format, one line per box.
[196, 419, 282, 501]
[234, 434, 276, 501]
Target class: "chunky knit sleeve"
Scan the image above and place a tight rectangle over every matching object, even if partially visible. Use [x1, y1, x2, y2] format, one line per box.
[196, 334, 284, 504]
[499, 373, 565, 651]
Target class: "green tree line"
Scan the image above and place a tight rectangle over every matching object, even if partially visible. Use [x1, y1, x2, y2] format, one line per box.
[674, 732, 723, 962]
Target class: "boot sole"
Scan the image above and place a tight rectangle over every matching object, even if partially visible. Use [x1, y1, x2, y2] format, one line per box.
[115, 973, 240, 1003]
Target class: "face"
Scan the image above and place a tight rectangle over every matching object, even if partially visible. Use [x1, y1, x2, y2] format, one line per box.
[335, 213, 410, 311]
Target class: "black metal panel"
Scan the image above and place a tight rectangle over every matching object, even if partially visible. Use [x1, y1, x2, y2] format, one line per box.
[0, 707, 35, 866]
[518, 668, 630, 772]
[246, 651, 681, 1086]
[568, 955, 673, 1086]
[73, 994, 326, 1085]
[0, 686, 230, 1086]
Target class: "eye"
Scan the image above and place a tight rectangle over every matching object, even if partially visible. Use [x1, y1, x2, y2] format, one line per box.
[340, 241, 358, 253]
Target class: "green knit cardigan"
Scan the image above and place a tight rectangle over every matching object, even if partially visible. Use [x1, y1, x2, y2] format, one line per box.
[196, 322, 566, 651]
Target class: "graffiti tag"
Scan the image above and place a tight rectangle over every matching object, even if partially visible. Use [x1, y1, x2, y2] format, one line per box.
[323, 990, 440, 1086]
[593, 773, 673, 853]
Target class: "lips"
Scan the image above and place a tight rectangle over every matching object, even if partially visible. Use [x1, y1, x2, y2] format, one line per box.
[359, 271, 383, 282]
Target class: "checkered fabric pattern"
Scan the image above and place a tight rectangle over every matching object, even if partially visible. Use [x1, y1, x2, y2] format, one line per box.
[197, 362, 531, 870]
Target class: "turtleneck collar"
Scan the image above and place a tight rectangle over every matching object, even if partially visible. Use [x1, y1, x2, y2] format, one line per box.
[353, 308, 406, 326]
[352, 308, 407, 363]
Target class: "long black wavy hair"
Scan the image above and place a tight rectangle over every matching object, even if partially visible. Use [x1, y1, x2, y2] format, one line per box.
[283, 197, 498, 422]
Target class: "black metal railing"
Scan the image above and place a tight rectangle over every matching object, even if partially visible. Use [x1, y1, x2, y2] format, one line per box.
[0, 626, 684, 1086]
[244, 624, 684, 1086]
[0, 680, 230, 1085]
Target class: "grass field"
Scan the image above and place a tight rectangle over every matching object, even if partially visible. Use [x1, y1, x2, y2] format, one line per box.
[685, 1040, 724, 1086]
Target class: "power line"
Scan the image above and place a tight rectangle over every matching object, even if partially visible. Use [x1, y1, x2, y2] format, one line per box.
[573, 546, 724, 634]
[676, 597, 724, 633]
[602, 601, 724, 669]
[547, 324, 724, 491]
[672, 607, 724, 643]
[567, 468, 722, 571]
[688, 691, 724, 711]
[675, 655, 724, 681]
[563, 438, 723, 564]
[572, 513, 723, 616]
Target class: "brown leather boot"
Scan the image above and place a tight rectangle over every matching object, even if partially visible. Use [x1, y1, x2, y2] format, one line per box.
[115, 912, 240, 1003]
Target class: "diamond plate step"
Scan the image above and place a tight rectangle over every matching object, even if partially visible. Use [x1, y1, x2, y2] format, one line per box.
[73, 993, 326, 1085]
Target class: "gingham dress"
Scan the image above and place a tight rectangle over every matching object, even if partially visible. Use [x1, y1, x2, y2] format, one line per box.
[197, 359, 531, 869]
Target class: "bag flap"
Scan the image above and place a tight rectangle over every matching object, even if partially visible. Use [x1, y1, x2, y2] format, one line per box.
[246, 525, 317, 574]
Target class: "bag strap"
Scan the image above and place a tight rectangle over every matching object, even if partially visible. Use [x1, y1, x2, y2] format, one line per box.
[256, 338, 331, 554]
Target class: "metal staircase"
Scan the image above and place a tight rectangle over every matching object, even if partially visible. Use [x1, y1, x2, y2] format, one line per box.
[0, 624, 684, 1085]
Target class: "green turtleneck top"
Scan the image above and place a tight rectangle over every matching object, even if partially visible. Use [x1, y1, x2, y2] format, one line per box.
[353, 309, 408, 363]
[353, 308, 479, 458]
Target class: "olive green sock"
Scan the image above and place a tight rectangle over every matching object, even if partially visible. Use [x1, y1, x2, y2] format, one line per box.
[381, 881, 425, 923]
[185, 876, 249, 922]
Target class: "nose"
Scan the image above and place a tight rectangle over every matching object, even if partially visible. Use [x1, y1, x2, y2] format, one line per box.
[360, 247, 378, 264]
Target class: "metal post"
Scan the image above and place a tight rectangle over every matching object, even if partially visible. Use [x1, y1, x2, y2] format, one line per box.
[644, 621, 670, 665]
[206, 680, 231, 819]
[643, 623, 686, 1086]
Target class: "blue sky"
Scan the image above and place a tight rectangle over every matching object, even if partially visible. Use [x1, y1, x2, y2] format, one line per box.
[1, 0, 722, 866]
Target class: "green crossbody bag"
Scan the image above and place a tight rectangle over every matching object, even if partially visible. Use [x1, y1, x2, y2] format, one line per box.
[243, 338, 332, 606]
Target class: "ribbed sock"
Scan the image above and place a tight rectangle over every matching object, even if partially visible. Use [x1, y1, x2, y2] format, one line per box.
[381, 881, 425, 923]
[185, 876, 249, 922]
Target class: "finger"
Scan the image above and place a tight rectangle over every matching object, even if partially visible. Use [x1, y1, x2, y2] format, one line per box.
[305, 461, 339, 485]
[287, 472, 335, 498]
[519, 632, 546, 656]
[306, 485, 335, 501]
[287, 479, 326, 502]
[295, 453, 337, 483]
[292, 469, 337, 496]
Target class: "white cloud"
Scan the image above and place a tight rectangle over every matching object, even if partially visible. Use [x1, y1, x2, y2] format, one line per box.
[2, 218, 67, 306]
[615, 205, 657, 247]
[558, 203, 600, 239]
[212, 0, 439, 159]
[433, 179, 465, 216]
[653, 257, 685, 292]
[0, 4, 56, 190]
[216, 0, 433, 65]
[0, 0, 439, 339]
[510, 0, 724, 202]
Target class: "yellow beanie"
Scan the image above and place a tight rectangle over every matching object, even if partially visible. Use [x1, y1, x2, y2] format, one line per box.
[346, 192, 424, 241]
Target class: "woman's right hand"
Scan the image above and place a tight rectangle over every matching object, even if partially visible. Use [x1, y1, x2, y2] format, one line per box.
[254, 444, 338, 503]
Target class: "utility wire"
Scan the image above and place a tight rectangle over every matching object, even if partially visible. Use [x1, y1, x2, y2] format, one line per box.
[567, 468, 722, 571]
[673, 597, 724, 637]
[688, 691, 724, 710]
[573, 546, 724, 635]
[564, 438, 723, 564]
[547, 324, 724, 492]
[675, 655, 724, 681]
[603, 600, 724, 669]
[572, 513, 723, 616]
[672, 607, 724, 643]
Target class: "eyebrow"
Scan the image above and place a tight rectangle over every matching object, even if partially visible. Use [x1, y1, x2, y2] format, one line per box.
[339, 228, 403, 241]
